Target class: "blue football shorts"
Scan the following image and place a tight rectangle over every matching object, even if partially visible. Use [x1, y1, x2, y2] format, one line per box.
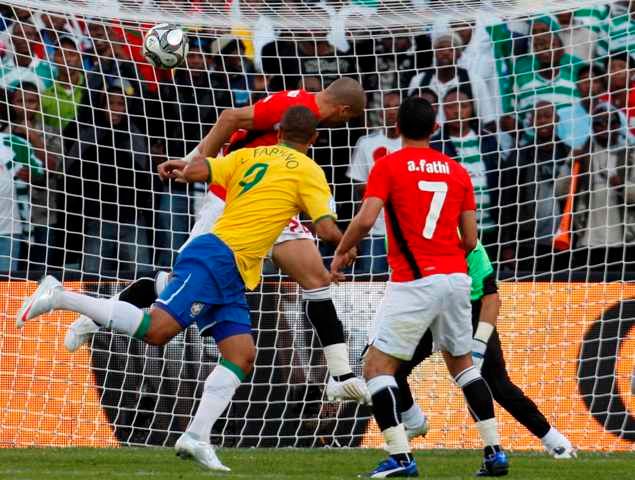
[154, 233, 252, 342]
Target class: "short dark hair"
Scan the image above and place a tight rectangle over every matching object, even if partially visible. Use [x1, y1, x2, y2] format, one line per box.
[280, 106, 318, 144]
[397, 96, 436, 140]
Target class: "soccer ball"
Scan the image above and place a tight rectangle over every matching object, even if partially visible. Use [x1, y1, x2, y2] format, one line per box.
[142, 23, 188, 69]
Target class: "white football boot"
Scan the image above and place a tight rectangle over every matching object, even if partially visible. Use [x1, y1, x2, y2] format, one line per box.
[326, 376, 372, 405]
[64, 315, 100, 352]
[16, 275, 62, 328]
[175, 432, 230, 472]
[405, 416, 430, 440]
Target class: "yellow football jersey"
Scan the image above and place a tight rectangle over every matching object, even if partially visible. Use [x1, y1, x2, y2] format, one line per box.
[207, 144, 336, 290]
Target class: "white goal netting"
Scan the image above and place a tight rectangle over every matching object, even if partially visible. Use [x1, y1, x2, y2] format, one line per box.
[1, 0, 634, 452]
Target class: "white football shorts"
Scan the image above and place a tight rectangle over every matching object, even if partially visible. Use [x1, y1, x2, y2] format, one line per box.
[181, 191, 314, 253]
[369, 273, 473, 360]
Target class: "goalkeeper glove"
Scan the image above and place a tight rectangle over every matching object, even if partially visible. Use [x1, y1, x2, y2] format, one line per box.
[471, 338, 487, 370]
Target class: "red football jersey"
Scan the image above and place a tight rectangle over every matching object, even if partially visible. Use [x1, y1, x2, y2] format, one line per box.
[364, 146, 476, 282]
[212, 89, 322, 200]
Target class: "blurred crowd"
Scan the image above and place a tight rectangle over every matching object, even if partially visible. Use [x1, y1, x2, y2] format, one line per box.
[0, 1, 633, 278]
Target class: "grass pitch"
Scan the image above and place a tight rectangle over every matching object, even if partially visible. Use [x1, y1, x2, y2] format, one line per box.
[1, 448, 633, 479]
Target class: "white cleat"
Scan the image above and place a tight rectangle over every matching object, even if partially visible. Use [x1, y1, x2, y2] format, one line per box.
[326, 376, 372, 405]
[548, 444, 578, 459]
[405, 417, 430, 440]
[16, 275, 62, 329]
[64, 315, 100, 352]
[175, 432, 230, 472]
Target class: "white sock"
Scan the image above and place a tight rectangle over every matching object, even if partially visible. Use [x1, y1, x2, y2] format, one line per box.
[401, 403, 427, 430]
[323, 343, 352, 377]
[186, 364, 242, 441]
[541, 427, 570, 449]
[55, 290, 146, 337]
[383, 424, 411, 455]
[476, 417, 500, 448]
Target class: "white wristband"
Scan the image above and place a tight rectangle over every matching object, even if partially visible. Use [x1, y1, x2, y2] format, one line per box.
[184, 146, 202, 163]
[474, 321, 495, 344]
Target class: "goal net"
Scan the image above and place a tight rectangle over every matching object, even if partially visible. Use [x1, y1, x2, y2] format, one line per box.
[1, 0, 634, 452]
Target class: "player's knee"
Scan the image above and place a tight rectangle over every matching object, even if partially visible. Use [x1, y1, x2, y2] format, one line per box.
[299, 268, 331, 290]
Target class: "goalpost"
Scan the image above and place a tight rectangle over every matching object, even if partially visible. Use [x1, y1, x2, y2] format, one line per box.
[1, 0, 634, 452]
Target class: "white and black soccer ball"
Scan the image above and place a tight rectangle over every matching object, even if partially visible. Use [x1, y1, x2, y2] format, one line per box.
[142, 23, 188, 69]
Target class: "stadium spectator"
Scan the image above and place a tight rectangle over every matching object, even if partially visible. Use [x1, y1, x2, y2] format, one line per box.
[577, 63, 606, 114]
[295, 39, 357, 89]
[407, 30, 496, 128]
[514, 16, 589, 150]
[84, 21, 143, 119]
[0, 92, 44, 272]
[454, 19, 515, 126]
[65, 80, 152, 275]
[153, 36, 218, 266]
[556, 9, 606, 63]
[210, 38, 255, 109]
[347, 90, 401, 275]
[7, 81, 62, 267]
[500, 102, 572, 272]
[597, 1, 635, 59]
[0, 19, 54, 91]
[432, 88, 500, 257]
[41, 35, 89, 134]
[357, 33, 432, 126]
[572, 103, 635, 270]
[599, 52, 635, 137]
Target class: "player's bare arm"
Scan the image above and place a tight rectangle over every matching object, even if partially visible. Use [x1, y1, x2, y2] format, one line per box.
[479, 292, 501, 330]
[198, 106, 255, 158]
[459, 210, 478, 254]
[331, 197, 383, 274]
[172, 155, 211, 183]
[157, 159, 188, 182]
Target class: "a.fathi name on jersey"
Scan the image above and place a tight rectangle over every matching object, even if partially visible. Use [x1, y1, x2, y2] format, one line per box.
[406, 159, 450, 174]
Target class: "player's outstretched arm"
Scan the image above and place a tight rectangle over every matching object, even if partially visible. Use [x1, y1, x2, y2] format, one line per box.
[331, 197, 383, 274]
[197, 106, 255, 158]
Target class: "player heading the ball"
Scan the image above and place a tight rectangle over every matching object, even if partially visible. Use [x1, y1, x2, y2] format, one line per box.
[17, 106, 354, 473]
[332, 97, 509, 478]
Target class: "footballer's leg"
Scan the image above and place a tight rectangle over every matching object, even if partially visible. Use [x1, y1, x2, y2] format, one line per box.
[272, 237, 370, 404]
[17, 275, 183, 344]
[177, 324, 254, 473]
[437, 274, 508, 477]
[482, 330, 576, 459]
[394, 331, 433, 440]
[65, 192, 223, 352]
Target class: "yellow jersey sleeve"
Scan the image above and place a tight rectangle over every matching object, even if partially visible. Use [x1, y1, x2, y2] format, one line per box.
[206, 151, 239, 188]
[298, 163, 337, 223]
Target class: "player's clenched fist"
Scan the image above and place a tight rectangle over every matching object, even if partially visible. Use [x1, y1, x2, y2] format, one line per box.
[158, 159, 188, 181]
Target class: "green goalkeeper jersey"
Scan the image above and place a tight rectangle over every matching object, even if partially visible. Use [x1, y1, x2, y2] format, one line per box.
[466, 241, 495, 301]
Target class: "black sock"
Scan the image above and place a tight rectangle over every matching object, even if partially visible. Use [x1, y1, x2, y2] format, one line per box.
[118, 277, 157, 308]
[305, 298, 345, 346]
[371, 385, 401, 431]
[462, 377, 495, 421]
[391, 453, 413, 464]
[395, 373, 415, 412]
[455, 366, 495, 422]
[484, 445, 501, 457]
